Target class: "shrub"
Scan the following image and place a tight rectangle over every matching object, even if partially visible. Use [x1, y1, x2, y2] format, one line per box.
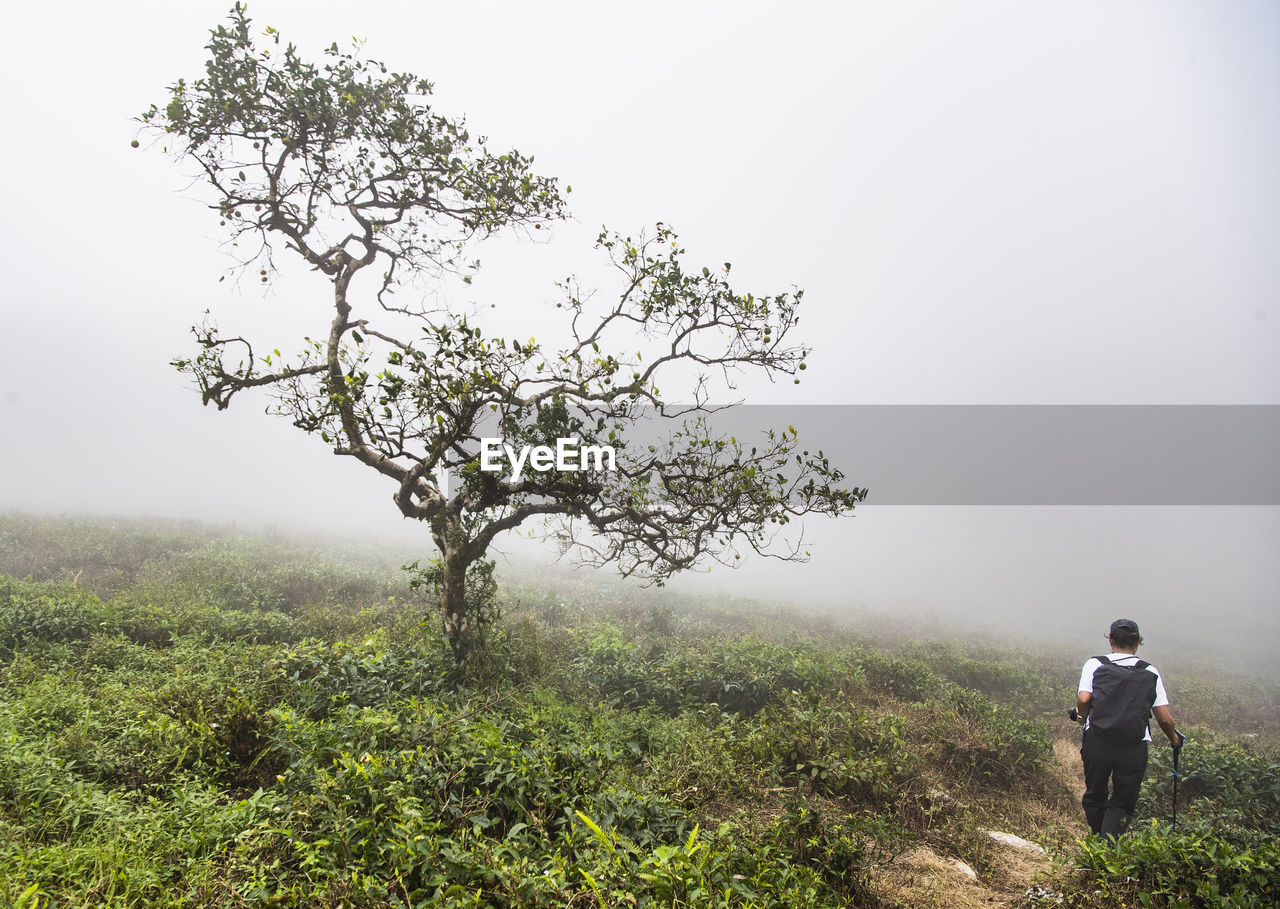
[853, 648, 940, 701]
[0, 580, 111, 654]
[927, 683, 1052, 785]
[275, 633, 450, 716]
[1075, 824, 1280, 908]
[1140, 735, 1280, 841]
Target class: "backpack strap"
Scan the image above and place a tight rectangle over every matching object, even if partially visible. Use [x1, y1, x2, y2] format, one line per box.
[1095, 655, 1149, 671]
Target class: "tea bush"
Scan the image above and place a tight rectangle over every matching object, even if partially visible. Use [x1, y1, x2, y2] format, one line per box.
[0, 580, 110, 654]
[927, 683, 1052, 785]
[1075, 824, 1280, 908]
[748, 696, 921, 806]
[275, 633, 451, 716]
[903, 639, 1053, 708]
[2, 517, 1277, 907]
[1140, 735, 1280, 842]
[850, 648, 940, 701]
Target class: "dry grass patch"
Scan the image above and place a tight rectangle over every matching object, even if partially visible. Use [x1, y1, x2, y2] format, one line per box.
[872, 845, 1006, 908]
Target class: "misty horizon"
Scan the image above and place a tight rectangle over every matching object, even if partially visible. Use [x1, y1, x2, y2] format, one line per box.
[2, 2, 1276, 682]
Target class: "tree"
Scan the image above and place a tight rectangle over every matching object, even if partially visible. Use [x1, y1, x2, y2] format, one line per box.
[141, 4, 867, 667]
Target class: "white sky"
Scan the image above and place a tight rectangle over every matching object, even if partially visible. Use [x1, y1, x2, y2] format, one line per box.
[1, 1, 1276, 663]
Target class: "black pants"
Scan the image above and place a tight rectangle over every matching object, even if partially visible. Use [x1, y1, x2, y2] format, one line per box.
[1081, 730, 1149, 839]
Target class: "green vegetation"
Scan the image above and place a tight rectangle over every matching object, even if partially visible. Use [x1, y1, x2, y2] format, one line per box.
[1064, 735, 1280, 908]
[1, 514, 1276, 907]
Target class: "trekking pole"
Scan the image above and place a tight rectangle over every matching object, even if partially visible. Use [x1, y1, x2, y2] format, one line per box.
[1171, 729, 1185, 831]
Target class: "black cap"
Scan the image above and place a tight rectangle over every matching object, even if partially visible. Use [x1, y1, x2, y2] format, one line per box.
[1109, 618, 1140, 638]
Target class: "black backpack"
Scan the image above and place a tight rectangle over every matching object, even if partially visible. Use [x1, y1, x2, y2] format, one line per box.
[1088, 655, 1158, 742]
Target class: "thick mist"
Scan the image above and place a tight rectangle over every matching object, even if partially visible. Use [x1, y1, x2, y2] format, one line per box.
[1, 2, 1277, 679]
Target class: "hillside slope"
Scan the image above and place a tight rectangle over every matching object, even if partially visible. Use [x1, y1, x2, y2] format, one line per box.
[0, 515, 1275, 907]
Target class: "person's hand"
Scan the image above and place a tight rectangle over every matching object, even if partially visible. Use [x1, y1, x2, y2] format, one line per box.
[1172, 729, 1186, 750]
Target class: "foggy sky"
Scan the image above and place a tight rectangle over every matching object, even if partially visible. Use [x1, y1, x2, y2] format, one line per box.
[1, 2, 1276, 666]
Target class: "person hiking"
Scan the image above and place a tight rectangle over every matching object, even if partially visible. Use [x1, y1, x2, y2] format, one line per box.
[1074, 618, 1183, 840]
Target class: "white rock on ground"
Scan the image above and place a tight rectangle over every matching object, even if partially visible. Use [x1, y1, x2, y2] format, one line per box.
[985, 829, 1047, 854]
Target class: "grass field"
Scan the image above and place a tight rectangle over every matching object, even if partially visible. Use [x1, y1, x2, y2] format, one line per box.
[1, 514, 1276, 907]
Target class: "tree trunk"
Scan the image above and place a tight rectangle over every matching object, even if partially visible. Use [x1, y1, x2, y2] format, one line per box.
[431, 512, 474, 669]
[439, 552, 471, 667]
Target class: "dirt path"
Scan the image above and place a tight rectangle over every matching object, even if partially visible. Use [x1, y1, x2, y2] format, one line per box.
[869, 732, 1087, 907]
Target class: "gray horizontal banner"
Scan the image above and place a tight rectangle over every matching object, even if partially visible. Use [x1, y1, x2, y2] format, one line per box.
[659, 405, 1280, 505]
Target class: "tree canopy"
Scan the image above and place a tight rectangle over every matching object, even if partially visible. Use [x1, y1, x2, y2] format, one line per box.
[141, 4, 866, 666]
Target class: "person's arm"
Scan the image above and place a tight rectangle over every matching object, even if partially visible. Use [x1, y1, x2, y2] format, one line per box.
[1075, 690, 1092, 725]
[1152, 705, 1181, 747]
[1075, 658, 1099, 725]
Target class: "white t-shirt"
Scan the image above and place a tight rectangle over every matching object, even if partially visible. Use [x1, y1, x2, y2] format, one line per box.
[1078, 652, 1169, 742]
